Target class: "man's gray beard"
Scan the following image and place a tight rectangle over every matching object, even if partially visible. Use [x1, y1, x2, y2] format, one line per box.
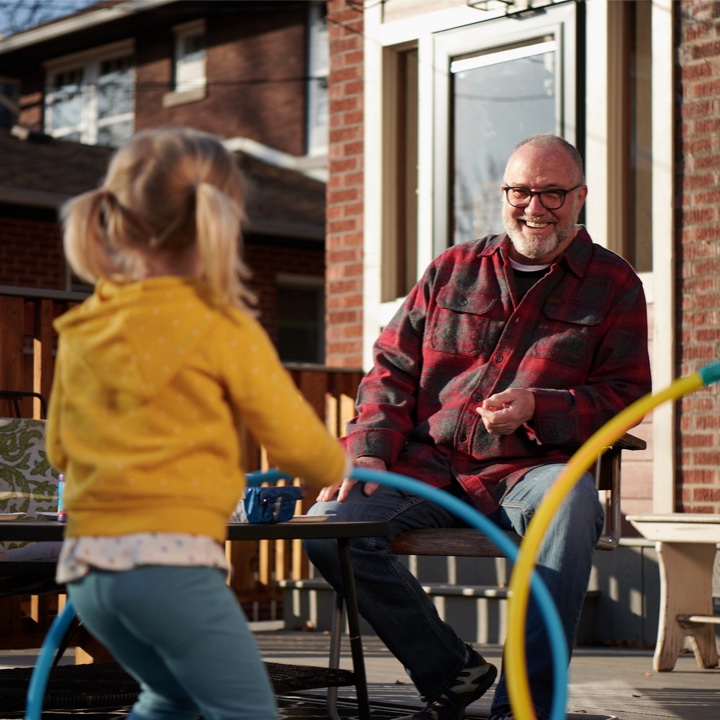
[505, 224, 560, 260]
[504, 218, 575, 260]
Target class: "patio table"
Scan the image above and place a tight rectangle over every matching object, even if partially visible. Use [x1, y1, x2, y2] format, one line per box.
[0, 517, 387, 720]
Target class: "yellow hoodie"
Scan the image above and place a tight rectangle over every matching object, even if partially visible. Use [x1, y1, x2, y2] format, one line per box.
[46, 276, 347, 542]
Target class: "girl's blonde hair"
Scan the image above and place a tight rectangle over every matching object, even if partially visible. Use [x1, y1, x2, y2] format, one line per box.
[61, 127, 257, 312]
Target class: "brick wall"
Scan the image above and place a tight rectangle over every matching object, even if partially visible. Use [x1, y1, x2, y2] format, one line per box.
[134, 8, 309, 154]
[677, 0, 720, 513]
[0, 215, 65, 290]
[325, 0, 364, 368]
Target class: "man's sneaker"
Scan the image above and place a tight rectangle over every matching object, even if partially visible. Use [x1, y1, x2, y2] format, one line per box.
[398, 644, 497, 720]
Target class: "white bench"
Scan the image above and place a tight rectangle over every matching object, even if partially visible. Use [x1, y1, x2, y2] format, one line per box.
[627, 513, 720, 671]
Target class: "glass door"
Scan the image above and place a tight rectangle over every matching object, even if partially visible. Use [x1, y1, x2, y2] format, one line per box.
[428, 3, 577, 255]
[451, 39, 557, 244]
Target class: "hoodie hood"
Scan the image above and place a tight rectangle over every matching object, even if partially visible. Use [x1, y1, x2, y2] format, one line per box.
[54, 277, 223, 402]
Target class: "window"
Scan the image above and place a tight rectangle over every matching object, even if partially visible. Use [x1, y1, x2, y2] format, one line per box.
[586, 0, 652, 272]
[45, 42, 133, 146]
[45, 42, 134, 147]
[276, 276, 325, 365]
[307, 1, 329, 155]
[162, 21, 207, 108]
[174, 20, 206, 93]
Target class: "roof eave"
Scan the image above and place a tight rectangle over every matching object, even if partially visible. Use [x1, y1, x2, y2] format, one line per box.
[0, 0, 176, 56]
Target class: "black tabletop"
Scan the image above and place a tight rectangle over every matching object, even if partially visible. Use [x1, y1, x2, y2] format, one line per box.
[0, 518, 388, 543]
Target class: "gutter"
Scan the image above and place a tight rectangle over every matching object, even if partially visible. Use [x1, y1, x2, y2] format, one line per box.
[0, 188, 324, 241]
[0, 187, 67, 209]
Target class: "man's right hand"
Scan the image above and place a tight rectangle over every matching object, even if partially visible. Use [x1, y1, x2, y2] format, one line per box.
[315, 456, 387, 503]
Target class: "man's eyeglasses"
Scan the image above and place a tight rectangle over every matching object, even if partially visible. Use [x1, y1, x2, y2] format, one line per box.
[502, 184, 584, 211]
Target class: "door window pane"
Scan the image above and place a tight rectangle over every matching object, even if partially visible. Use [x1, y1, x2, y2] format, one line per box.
[452, 39, 557, 244]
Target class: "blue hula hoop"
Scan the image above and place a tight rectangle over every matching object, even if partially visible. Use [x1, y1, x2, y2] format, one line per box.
[249, 466, 569, 720]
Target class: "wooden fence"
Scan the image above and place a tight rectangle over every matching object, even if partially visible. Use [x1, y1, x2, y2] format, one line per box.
[0, 286, 363, 643]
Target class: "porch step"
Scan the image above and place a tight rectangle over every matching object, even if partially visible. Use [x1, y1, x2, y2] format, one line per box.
[279, 578, 599, 645]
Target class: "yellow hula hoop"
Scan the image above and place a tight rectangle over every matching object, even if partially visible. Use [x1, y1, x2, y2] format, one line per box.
[505, 372, 705, 720]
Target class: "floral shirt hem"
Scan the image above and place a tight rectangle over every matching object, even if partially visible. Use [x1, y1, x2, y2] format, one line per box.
[56, 533, 230, 584]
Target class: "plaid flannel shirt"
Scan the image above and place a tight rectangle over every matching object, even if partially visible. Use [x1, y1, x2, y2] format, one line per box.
[340, 228, 652, 514]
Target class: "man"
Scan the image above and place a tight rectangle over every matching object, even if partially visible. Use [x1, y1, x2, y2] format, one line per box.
[305, 134, 651, 720]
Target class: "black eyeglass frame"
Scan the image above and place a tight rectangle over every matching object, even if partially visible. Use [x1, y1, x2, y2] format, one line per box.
[502, 183, 584, 211]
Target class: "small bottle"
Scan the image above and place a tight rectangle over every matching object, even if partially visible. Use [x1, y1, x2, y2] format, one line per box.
[57, 474, 67, 523]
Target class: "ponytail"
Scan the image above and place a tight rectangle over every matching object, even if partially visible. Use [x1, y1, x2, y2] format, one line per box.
[195, 182, 257, 314]
[62, 189, 119, 284]
[61, 128, 257, 308]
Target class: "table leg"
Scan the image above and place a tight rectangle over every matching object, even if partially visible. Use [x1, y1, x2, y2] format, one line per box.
[337, 537, 371, 720]
[325, 591, 344, 720]
[654, 541, 719, 671]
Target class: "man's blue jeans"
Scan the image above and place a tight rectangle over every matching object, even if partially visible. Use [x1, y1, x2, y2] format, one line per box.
[68, 565, 279, 720]
[304, 464, 604, 720]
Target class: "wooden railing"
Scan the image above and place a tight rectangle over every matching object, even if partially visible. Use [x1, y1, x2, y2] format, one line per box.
[0, 286, 363, 635]
[228, 363, 362, 621]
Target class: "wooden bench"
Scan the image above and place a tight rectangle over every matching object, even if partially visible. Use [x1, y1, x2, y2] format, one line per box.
[321, 433, 646, 703]
[627, 513, 720, 671]
[390, 433, 647, 558]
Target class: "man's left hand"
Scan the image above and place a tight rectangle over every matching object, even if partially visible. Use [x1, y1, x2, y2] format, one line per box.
[476, 388, 535, 435]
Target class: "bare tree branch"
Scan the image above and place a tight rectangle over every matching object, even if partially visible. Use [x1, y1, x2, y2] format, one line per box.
[0, 0, 100, 38]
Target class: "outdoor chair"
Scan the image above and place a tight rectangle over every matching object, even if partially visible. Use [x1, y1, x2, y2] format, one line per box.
[0, 398, 63, 598]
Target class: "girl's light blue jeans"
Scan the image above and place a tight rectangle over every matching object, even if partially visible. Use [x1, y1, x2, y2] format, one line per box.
[68, 565, 279, 720]
[304, 464, 604, 720]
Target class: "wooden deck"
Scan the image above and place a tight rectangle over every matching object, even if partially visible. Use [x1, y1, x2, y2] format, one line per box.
[1, 632, 719, 719]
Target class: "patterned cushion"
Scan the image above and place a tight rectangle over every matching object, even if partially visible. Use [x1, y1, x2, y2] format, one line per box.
[0, 418, 61, 560]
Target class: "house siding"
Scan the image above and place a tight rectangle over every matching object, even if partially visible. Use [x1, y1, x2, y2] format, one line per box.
[677, 0, 720, 514]
[325, 0, 364, 368]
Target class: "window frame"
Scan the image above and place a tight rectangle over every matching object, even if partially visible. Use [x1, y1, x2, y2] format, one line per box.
[163, 19, 207, 108]
[307, 1, 329, 156]
[428, 5, 578, 259]
[44, 39, 134, 146]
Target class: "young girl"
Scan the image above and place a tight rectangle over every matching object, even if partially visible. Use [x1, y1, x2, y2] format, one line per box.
[46, 127, 351, 720]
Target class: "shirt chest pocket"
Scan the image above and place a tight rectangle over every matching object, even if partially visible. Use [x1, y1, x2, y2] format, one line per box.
[429, 289, 499, 356]
[529, 302, 605, 368]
